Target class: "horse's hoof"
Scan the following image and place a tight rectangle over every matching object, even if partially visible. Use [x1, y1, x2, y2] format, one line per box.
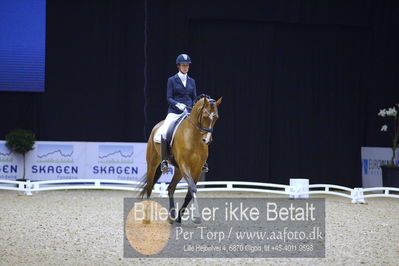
[193, 217, 202, 224]
[169, 210, 177, 220]
[143, 219, 151, 224]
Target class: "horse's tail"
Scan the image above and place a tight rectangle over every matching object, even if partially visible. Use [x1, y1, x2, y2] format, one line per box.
[138, 166, 162, 199]
[138, 172, 148, 199]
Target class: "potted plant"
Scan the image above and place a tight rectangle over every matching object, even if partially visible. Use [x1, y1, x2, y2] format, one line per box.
[378, 104, 399, 187]
[5, 129, 36, 181]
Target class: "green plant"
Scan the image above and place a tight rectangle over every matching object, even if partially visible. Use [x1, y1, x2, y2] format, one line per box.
[5, 129, 36, 180]
[378, 104, 399, 167]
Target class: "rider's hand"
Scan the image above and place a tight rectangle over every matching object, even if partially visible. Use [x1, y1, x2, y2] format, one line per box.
[175, 103, 186, 111]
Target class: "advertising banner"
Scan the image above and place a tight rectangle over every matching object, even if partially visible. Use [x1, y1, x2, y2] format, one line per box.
[361, 147, 399, 187]
[0, 141, 24, 180]
[158, 165, 176, 184]
[85, 142, 146, 181]
[85, 142, 175, 182]
[26, 141, 86, 180]
[0, 140, 183, 183]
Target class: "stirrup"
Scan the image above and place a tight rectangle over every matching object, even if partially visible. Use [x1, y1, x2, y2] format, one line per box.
[201, 162, 209, 173]
[161, 160, 169, 173]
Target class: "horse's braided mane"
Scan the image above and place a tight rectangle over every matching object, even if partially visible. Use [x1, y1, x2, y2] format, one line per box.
[194, 94, 215, 104]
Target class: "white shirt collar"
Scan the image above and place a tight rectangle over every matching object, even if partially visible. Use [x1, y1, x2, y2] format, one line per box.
[177, 72, 187, 87]
[177, 72, 187, 80]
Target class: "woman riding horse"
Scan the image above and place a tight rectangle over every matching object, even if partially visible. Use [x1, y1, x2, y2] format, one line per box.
[153, 54, 208, 173]
[142, 93, 222, 223]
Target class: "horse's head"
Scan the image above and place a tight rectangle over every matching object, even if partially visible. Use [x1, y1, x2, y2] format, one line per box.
[191, 94, 222, 144]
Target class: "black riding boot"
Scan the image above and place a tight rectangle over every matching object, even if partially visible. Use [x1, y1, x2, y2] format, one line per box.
[160, 137, 169, 173]
[202, 162, 209, 173]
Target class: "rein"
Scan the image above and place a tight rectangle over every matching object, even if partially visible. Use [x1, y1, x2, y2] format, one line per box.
[187, 116, 213, 134]
[186, 101, 215, 134]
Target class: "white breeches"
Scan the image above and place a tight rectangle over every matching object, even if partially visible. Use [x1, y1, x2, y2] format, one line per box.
[153, 113, 181, 143]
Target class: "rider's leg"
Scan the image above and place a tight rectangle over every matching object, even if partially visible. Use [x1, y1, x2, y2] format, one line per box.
[153, 113, 180, 143]
[154, 112, 181, 173]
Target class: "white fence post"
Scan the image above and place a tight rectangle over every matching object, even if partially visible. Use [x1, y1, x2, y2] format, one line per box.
[351, 188, 365, 204]
[289, 178, 309, 199]
[24, 180, 32, 196]
[154, 182, 168, 197]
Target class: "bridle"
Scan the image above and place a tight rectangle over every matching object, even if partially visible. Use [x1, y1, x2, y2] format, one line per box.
[187, 99, 217, 144]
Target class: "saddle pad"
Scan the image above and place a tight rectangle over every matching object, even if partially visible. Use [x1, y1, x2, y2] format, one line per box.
[166, 113, 188, 146]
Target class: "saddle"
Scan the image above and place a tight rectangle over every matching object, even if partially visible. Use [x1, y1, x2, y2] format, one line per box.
[161, 113, 188, 165]
[165, 113, 188, 146]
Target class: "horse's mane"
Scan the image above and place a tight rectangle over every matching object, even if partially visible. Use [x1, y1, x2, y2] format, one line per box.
[194, 94, 212, 104]
[193, 94, 216, 114]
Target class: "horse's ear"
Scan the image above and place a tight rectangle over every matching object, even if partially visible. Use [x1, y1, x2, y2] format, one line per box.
[216, 97, 223, 106]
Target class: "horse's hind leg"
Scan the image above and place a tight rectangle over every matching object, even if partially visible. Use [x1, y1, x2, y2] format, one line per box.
[144, 142, 161, 199]
[143, 142, 162, 224]
[145, 163, 163, 199]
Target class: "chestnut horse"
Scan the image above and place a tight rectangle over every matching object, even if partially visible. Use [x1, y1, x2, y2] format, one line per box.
[140, 94, 222, 223]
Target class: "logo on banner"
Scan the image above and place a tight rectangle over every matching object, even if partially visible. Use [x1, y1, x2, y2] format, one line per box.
[36, 144, 74, 163]
[31, 144, 78, 175]
[0, 143, 18, 177]
[92, 145, 138, 178]
[98, 145, 134, 164]
[362, 159, 368, 175]
[0, 143, 12, 162]
[362, 158, 399, 176]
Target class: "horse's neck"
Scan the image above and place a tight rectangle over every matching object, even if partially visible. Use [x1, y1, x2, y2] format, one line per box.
[189, 110, 200, 124]
[184, 113, 201, 138]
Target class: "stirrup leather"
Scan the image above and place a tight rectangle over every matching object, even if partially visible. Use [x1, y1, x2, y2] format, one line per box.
[160, 138, 169, 173]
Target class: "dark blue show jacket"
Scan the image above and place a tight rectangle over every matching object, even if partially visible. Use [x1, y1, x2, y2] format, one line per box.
[167, 73, 197, 114]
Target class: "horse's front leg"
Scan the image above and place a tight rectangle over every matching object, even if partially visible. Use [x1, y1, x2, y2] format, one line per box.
[177, 175, 201, 224]
[176, 190, 193, 223]
[186, 176, 202, 224]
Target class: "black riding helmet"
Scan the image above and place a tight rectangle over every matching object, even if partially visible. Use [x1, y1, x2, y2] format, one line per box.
[176, 54, 192, 64]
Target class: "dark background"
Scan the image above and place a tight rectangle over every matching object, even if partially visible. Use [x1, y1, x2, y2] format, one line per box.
[1, 0, 398, 186]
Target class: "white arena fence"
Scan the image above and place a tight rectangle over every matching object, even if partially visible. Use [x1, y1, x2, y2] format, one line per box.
[0, 179, 398, 203]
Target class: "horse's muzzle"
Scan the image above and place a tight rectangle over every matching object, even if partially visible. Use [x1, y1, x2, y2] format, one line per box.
[202, 133, 213, 144]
